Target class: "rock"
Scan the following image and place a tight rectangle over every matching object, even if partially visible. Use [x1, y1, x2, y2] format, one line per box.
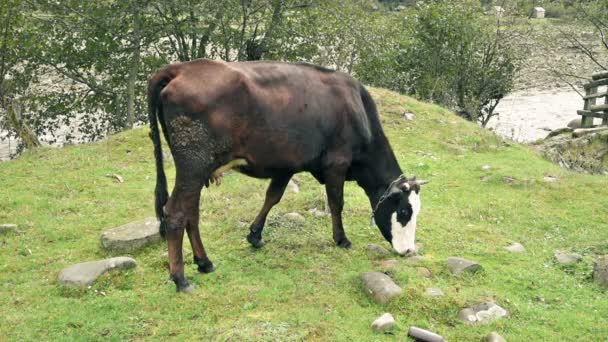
[58, 257, 137, 286]
[408, 327, 446, 342]
[366, 244, 391, 258]
[405, 255, 427, 264]
[307, 208, 327, 217]
[505, 242, 525, 253]
[403, 112, 415, 121]
[593, 255, 608, 287]
[371, 313, 395, 333]
[0, 224, 18, 234]
[485, 332, 507, 342]
[284, 212, 305, 223]
[573, 126, 608, 138]
[543, 176, 558, 183]
[360, 272, 403, 304]
[554, 251, 582, 265]
[447, 257, 482, 276]
[416, 267, 432, 278]
[287, 179, 299, 193]
[425, 287, 444, 297]
[546, 127, 573, 139]
[100, 217, 160, 253]
[458, 302, 508, 325]
[532, 7, 545, 18]
[482, 164, 491, 171]
[567, 118, 581, 129]
[379, 259, 399, 270]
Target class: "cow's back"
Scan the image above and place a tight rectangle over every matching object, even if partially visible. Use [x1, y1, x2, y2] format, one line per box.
[159, 59, 372, 177]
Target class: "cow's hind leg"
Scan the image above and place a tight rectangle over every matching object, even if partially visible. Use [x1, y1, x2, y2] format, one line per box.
[246, 174, 292, 248]
[164, 178, 206, 293]
[185, 191, 215, 274]
[324, 166, 351, 248]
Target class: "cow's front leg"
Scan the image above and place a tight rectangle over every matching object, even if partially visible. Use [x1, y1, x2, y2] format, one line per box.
[324, 168, 351, 248]
[247, 174, 292, 248]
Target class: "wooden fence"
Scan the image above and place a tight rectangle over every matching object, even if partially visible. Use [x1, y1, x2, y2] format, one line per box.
[578, 71, 608, 128]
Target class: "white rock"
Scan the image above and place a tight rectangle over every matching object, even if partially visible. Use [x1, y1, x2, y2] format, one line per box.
[555, 251, 582, 264]
[100, 217, 160, 253]
[482, 164, 491, 171]
[371, 313, 395, 333]
[284, 212, 305, 223]
[425, 287, 444, 297]
[505, 242, 525, 253]
[403, 112, 415, 121]
[287, 179, 300, 193]
[458, 302, 508, 325]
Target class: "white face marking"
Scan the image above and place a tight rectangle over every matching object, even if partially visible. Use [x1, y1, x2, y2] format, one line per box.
[391, 191, 421, 255]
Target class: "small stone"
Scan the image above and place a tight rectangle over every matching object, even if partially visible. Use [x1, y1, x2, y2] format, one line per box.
[543, 176, 558, 183]
[100, 217, 160, 253]
[425, 287, 444, 297]
[505, 242, 525, 253]
[366, 244, 391, 258]
[0, 224, 18, 234]
[284, 212, 305, 223]
[485, 332, 507, 342]
[379, 259, 399, 270]
[416, 267, 432, 278]
[307, 208, 327, 217]
[371, 313, 395, 333]
[58, 257, 137, 286]
[593, 255, 608, 288]
[360, 272, 403, 304]
[458, 302, 508, 325]
[554, 251, 582, 265]
[447, 257, 482, 276]
[482, 164, 491, 171]
[287, 179, 300, 193]
[404, 255, 427, 264]
[403, 112, 415, 121]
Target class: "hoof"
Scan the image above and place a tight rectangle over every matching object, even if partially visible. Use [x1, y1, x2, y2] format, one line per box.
[336, 238, 352, 249]
[247, 233, 266, 249]
[194, 256, 216, 274]
[171, 274, 193, 293]
[178, 284, 195, 293]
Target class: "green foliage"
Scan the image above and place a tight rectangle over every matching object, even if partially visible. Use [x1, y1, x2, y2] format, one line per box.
[1, 89, 607, 340]
[359, 2, 519, 127]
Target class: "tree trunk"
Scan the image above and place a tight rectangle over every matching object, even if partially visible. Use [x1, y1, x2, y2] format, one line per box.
[125, 3, 141, 129]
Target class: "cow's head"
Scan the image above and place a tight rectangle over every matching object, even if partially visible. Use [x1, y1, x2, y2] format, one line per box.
[373, 177, 427, 256]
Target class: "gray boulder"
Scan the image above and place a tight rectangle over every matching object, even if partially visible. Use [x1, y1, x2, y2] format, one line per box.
[101, 217, 160, 253]
[0, 224, 17, 234]
[360, 272, 403, 304]
[458, 302, 508, 325]
[567, 118, 581, 129]
[405, 255, 427, 264]
[447, 257, 482, 276]
[58, 257, 137, 286]
[555, 251, 582, 265]
[485, 332, 507, 342]
[371, 313, 395, 333]
[593, 255, 608, 288]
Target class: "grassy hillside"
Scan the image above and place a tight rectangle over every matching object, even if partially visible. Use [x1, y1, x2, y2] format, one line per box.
[1, 88, 607, 341]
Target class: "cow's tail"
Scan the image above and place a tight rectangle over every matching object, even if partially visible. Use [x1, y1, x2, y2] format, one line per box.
[148, 72, 171, 238]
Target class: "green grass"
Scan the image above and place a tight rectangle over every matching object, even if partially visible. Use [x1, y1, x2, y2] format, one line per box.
[1, 87, 607, 341]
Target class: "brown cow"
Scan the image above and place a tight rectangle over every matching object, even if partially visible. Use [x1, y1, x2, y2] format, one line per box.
[148, 59, 427, 292]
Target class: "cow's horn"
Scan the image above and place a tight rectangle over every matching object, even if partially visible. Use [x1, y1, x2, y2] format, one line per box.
[416, 179, 429, 185]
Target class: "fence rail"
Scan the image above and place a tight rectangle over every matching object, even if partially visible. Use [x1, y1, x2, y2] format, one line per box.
[578, 71, 608, 128]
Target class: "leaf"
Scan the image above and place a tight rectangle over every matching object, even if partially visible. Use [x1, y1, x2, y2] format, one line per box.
[105, 173, 124, 183]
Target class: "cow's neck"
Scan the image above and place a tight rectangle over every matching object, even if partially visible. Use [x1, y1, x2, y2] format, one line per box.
[355, 137, 403, 211]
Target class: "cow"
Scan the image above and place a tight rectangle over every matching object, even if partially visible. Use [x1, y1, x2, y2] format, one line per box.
[147, 59, 427, 292]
